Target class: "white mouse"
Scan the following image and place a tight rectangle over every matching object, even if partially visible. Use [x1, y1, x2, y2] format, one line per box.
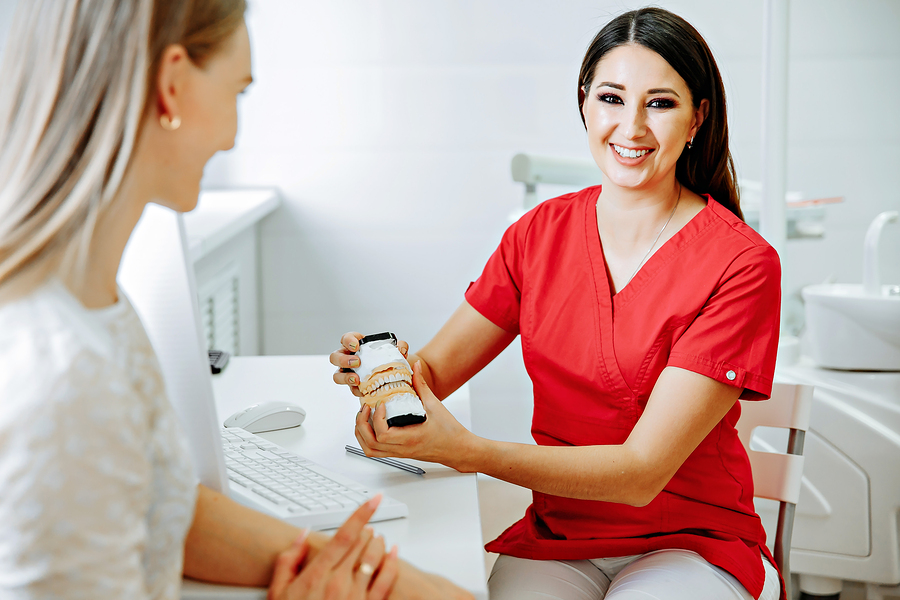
[223, 402, 307, 434]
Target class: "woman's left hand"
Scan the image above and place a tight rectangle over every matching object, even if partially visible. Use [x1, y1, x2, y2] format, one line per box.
[268, 496, 399, 600]
[355, 361, 478, 471]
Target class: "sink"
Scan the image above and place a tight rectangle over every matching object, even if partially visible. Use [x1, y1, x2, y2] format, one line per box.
[803, 284, 900, 370]
[802, 211, 900, 371]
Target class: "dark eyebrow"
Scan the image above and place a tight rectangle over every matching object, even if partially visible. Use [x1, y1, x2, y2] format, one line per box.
[597, 82, 680, 99]
[648, 87, 680, 97]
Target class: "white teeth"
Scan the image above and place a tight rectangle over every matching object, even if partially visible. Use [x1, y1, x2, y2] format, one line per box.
[374, 371, 411, 386]
[368, 369, 413, 396]
[613, 144, 649, 159]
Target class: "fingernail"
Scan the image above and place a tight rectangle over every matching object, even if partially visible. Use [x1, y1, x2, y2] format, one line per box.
[349, 376, 357, 384]
[350, 358, 360, 367]
[293, 528, 310, 547]
[367, 493, 382, 508]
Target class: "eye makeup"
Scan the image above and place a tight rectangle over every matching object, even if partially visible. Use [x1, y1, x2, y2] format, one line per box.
[595, 92, 678, 110]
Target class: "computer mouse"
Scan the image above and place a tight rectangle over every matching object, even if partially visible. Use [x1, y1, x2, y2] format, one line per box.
[223, 402, 307, 434]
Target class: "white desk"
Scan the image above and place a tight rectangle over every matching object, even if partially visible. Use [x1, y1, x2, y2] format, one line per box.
[182, 355, 488, 599]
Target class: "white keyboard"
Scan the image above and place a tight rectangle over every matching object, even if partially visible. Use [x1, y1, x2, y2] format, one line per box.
[221, 427, 408, 530]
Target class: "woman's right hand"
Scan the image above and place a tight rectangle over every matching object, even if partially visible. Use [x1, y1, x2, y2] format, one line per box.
[268, 495, 399, 600]
[330, 332, 410, 397]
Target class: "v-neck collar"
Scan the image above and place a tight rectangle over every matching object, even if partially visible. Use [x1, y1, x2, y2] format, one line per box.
[582, 187, 715, 397]
[587, 188, 714, 307]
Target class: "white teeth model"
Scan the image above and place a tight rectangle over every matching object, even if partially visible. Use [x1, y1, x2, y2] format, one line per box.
[614, 144, 649, 159]
[353, 337, 426, 426]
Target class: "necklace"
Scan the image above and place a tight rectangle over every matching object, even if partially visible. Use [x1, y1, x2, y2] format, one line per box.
[620, 184, 682, 288]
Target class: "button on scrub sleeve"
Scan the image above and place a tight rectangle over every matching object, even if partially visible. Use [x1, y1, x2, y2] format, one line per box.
[667, 244, 782, 401]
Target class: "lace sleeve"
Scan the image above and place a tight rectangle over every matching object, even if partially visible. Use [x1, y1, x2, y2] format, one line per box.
[0, 346, 154, 599]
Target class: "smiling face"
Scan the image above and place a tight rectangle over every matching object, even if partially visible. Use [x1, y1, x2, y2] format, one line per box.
[582, 43, 707, 194]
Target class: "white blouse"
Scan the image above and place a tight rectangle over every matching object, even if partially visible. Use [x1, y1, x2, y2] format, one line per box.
[0, 280, 197, 599]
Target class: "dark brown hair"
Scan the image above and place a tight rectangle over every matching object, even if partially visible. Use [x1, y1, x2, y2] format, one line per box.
[577, 7, 742, 220]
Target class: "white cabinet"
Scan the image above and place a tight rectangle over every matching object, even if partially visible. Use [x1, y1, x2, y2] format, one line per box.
[183, 189, 280, 356]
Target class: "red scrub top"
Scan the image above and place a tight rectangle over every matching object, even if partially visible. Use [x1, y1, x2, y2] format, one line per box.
[466, 186, 782, 599]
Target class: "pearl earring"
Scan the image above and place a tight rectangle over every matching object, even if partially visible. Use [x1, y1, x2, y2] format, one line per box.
[160, 114, 181, 131]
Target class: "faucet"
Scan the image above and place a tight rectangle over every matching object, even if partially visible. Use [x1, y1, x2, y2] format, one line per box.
[863, 211, 899, 296]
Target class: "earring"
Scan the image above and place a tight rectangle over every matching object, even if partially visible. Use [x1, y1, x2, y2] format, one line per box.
[160, 114, 181, 131]
[686, 136, 694, 149]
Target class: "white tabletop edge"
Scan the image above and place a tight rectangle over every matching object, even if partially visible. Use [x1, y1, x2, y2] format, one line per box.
[184, 189, 281, 263]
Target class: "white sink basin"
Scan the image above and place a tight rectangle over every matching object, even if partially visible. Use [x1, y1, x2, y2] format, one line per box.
[802, 284, 900, 371]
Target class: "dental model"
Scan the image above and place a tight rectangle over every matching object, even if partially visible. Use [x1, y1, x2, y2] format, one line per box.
[353, 332, 427, 427]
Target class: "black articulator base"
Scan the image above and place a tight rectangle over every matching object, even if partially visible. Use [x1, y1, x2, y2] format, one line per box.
[387, 414, 427, 427]
[799, 594, 841, 600]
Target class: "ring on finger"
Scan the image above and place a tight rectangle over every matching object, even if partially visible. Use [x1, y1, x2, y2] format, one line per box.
[358, 562, 375, 577]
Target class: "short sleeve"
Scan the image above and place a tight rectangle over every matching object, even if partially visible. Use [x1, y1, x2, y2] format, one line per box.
[667, 244, 781, 400]
[464, 212, 535, 335]
[0, 346, 153, 598]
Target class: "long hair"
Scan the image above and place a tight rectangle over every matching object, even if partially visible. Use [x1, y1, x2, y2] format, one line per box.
[577, 7, 742, 220]
[0, 0, 246, 293]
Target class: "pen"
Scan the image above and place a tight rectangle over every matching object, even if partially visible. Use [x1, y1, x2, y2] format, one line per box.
[345, 445, 426, 475]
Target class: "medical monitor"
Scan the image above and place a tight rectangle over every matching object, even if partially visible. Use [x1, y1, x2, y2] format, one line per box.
[117, 203, 228, 493]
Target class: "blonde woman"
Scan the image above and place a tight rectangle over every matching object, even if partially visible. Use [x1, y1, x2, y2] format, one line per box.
[0, 1, 468, 599]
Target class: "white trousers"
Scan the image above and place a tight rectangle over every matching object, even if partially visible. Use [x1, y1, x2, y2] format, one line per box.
[488, 549, 780, 600]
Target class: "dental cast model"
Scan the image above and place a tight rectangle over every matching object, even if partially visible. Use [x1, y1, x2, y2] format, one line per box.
[353, 332, 427, 427]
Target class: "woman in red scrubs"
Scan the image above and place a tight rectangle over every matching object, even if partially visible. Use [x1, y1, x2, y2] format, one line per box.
[332, 7, 782, 600]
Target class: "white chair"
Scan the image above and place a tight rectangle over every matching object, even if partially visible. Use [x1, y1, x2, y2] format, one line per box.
[736, 383, 814, 600]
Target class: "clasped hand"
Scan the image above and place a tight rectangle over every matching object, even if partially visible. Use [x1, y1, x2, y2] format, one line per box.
[357, 361, 474, 469]
[330, 333, 476, 471]
[268, 495, 398, 600]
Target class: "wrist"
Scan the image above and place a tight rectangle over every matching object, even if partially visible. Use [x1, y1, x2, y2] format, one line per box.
[456, 432, 488, 473]
[305, 530, 328, 554]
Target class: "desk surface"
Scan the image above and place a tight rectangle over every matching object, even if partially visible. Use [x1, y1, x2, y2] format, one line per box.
[182, 355, 487, 599]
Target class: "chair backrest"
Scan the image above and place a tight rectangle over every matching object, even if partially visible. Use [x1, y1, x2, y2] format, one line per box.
[737, 383, 813, 504]
[736, 382, 814, 599]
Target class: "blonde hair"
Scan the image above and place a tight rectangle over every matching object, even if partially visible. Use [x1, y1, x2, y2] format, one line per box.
[0, 0, 245, 293]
